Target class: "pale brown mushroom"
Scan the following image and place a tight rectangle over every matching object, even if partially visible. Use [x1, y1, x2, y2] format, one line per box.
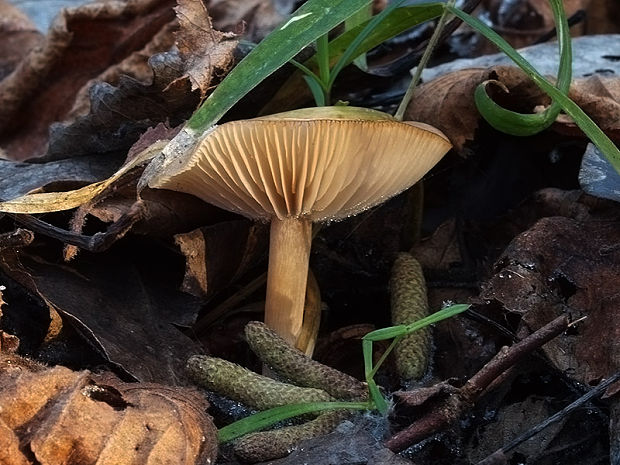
[148, 106, 451, 347]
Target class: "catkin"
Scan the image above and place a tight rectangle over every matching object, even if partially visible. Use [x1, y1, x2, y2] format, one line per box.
[233, 410, 351, 462]
[390, 252, 431, 380]
[186, 355, 332, 410]
[245, 321, 367, 401]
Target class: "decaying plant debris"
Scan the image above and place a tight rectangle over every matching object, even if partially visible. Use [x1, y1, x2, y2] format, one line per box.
[1, 0, 620, 464]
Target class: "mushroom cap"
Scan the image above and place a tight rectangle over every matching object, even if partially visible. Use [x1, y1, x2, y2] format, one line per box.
[150, 106, 452, 222]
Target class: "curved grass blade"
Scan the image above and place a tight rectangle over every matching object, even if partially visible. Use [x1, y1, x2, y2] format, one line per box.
[218, 401, 371, 443]
[448, 6, 620, 174]
[187, 0, 372, 132]
[472, 0, 572, 136]
[361, 304, 470, 414]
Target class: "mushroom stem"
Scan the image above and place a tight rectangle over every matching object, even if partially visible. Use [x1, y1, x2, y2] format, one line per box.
[265, 217, 312, 346]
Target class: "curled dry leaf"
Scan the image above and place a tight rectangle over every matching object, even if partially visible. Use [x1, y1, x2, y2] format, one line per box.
[175, 0, 239, 98]
[0, 0, 42, 80]
[480, 193, 620, 390]
[0, 354, 217, 465]
[0, 155, 121, 202]
[0, 0, 176, 160]
[408, 65, 620, 152]
[207, 0, 287, 42]
[406, 68, 488, 152]
[554, 74, 620, 140]
[48, 0, 237, 162]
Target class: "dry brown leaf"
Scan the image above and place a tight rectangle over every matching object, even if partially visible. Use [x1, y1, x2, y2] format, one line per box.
[0, 0, 42, 81]
[67, 20, 178, 119]
[479, 193, 620, 389]
[175, 220, 268, 298]
[0, 355, 217, 465]
[475, 0, 588, 53]
[408, 65, 620, 152]
[0, 0, 176, 161]
[411, 218, 462, 271]
[406, 68, 488, 152]
[0, 248, 202, 384]
[585, 0, 620, 34]
[174, 0, 238, 98]
[554, 74, 620, 140]
[208, 0, 285, 42]
[0, 331, 19, 353]
[0, 141, 167, 213]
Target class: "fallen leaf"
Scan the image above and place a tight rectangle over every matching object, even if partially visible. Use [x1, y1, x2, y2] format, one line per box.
[0, 248, 203, 384]
[406, 68, 488, 152]
[585, 0, 620, 34]
[0, 155, 122, 202]
[466, 0, 587, 55]
[174, 0, 238, 98]
[408, 64, 620, 152]
[479, 195, 620, 389]
[208, 0, 286, 42]
[554, 74, 620, 140]
[0, 355, 217, 464]
[0, 0, 42, 80]
[0, 140, 166, 213]
[47, 0, 237, 163]
[0, 0, 176, 161]
[411, 218, 462, 271]
[175, 220, 268, 298]
[467, 394, 607, 464]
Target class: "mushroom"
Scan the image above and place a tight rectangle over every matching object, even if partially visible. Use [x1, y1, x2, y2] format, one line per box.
[148, 106, 451, 347]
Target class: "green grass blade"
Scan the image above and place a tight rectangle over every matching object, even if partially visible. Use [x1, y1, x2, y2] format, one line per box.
[363, 325, 408, 342]
[329, 3, 443, 67]
[187, 0, 372, 132]
[447, 6, 620, 174]
[345, 4, 372, 71]
[217, 401, 370, 443]
[472, 0, 572, 136]
[364, 304, 470, 342]
[261, 4, 442, 113]
[304, 75, 327, 106]
[329, 0, 409, 88]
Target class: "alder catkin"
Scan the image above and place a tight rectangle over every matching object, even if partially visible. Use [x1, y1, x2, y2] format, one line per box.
[233, 410, 351, 462]
[245, 321, 367, 401]
[390, 252, 431, 380]
[186, 355, 332, 410]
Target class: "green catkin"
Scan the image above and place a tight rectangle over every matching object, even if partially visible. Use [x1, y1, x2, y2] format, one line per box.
[390, 252, 431, 380]
[245, 321, 367, 401]
[186, 356, 333, 410]
[233, 410, 351, 462]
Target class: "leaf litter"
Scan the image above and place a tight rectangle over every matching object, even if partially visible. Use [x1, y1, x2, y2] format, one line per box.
[0, 0, 620, 464]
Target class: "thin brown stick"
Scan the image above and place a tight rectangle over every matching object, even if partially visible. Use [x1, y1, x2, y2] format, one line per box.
[461, 315, 570, 399]
[477, 371, 620, 465]
[385, 315, 570, 452]
[9, 200, 145, 252]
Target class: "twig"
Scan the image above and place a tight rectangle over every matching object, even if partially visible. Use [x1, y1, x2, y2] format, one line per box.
[385, 315, 570, 452]
[477, 371, 620, 465]
[9, 200, 145, 252]
[460, 315, 570, 399]
[394, 0, 455, 120]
